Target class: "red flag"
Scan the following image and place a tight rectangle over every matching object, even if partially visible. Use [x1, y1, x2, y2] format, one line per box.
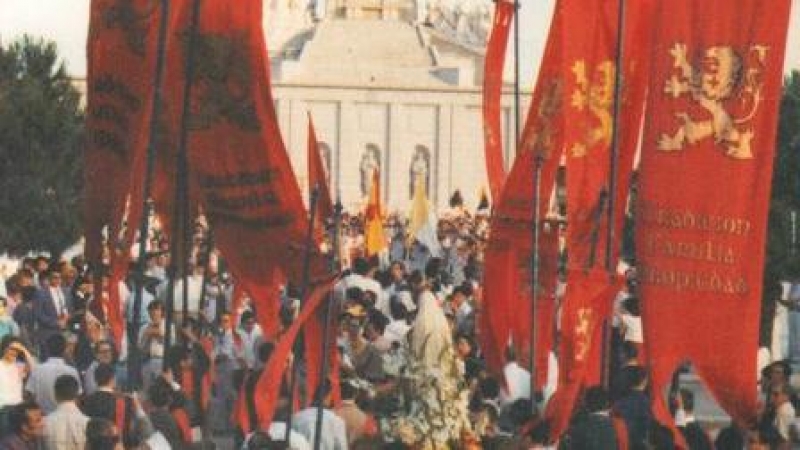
[162, 0, 328, 329]
[255, 280, 334, 428]
[307, 113, 334, 241]
[85, 0, 179, 346]
[304, 304, 341, 408]
[482, 0, 514, 201]
[545, 269, 618, 437]
[545, 0, 654, 438]
[480, 0, 564, 379]
[84, 0, 161, 265]
[636, 0, 791, 432]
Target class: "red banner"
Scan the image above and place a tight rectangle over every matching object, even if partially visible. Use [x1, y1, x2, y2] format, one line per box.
[85, 0, 160, 264]
[545, 268, 618, 437]
[545, 0, 654, 439]
[480, 1, 564, 380]
[85, 0, 181, 345]
[304, 303, 341, 408]
[307, 113, 334, 241]
[562, 0, 651, 270]
[637, 0, 791, 431]
[482, 0, 514, 201]
[162, 0, 328, 333]
[255, 281, 334, 428]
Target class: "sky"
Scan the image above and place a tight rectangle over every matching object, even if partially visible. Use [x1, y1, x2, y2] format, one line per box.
[0, 0, 798, 82]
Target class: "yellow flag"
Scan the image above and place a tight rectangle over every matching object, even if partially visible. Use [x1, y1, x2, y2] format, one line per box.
[364, 170, 386, 256]
[408, 175, 441, 256]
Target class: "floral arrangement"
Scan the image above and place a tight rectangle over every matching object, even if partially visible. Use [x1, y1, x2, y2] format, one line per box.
[389, 337, 476, 449]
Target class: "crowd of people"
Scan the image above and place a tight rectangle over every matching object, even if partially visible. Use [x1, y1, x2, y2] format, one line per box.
[0, 200, 798, 449]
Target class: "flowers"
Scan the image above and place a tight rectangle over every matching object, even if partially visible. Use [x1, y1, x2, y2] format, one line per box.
[389, 339, 473, 449]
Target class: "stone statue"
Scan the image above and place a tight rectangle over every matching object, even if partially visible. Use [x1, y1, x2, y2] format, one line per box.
[360, 147, 381, 195]
[427, 0, 492, 47]
[409, 148, 429, 198]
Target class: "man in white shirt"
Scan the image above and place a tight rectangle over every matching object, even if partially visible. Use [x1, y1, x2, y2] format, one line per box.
[291, 382, 348, 450]
[0, 338, 34, 409]
[501, 347, 531, 406]
[139, 300, 171, 392]
[335, 258, 384, 313]
[25, 334, 81, 414]
[167, 264, 205, 321]
[237, 311, 263, 370]
[772, 383, 797, 443]
[43, 375, 89, 450]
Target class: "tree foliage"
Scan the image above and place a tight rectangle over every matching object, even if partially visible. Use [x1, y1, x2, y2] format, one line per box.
[765, 71, 800, 281]
[0, 35, 84, 258]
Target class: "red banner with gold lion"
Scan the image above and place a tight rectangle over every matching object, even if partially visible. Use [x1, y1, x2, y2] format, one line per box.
[636, 0, 791, 432]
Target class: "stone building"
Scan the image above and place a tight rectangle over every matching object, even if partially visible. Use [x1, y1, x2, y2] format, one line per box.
[268, 0, 532, 213]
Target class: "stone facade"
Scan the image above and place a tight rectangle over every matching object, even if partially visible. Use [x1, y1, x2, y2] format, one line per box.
[269, 0, 532, 213]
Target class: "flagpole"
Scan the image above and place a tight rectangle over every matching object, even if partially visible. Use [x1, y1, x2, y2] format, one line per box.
[605, 0, 626, 270]
[165, 0, 202, 353]
[313, 197, 343, 450]
[284, 185, 320, 443]
[602, 0, 627, 389]
[529, 151, 544, 413]
[128, 0, 170, 389]
[513, 0, 521, 150]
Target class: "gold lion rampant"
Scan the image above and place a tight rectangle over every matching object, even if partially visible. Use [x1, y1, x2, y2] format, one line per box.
[569, 60, 615, 158]
[574, 307, 593, 362]
[657, 43, 768, 159]
[524, 78, 562, 158]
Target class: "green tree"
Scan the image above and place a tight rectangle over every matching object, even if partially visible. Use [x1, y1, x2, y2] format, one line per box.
[766, 71, 800, 281]
[0, 35, 84, 258]
[758, 71, 800, 345]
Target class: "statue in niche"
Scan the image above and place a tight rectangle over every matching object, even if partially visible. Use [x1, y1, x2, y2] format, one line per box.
[360, 147, 381, 196]
[409, 148, 430, 198]
[318, 142, 332, 180]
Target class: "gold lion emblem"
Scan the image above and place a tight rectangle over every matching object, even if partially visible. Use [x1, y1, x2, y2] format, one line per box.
[569, 60, 615, 158]
[574, 307, 593, 362]
[524, 78, 562, 158]
[657, 44, 768, 159]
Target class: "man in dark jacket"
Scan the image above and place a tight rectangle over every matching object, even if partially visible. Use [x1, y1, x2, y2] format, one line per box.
[676, 388, 713, 450]
[560, 386, 619, 450]
[613, 366, 651, 450]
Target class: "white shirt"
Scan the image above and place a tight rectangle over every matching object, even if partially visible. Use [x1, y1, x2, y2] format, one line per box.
[775, 401, 796, 441]
[138, 320, 167, 358]
[214, 329, 238, 360]
[502, 361, 531, 405]
[50, 287, 68, 316]
[237, 325, 264, 369]
[168, 274, 204, 315]
[336, 274, 384, 309]
[384, 320, 411, 345]
[0, 359, 25, 407]
[268, 422, 312, 450]
[291, 407, 348, 450]
[621, 314, 643, 343]
[25, 357, 82, 414]
[43, 401, 90, 450]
